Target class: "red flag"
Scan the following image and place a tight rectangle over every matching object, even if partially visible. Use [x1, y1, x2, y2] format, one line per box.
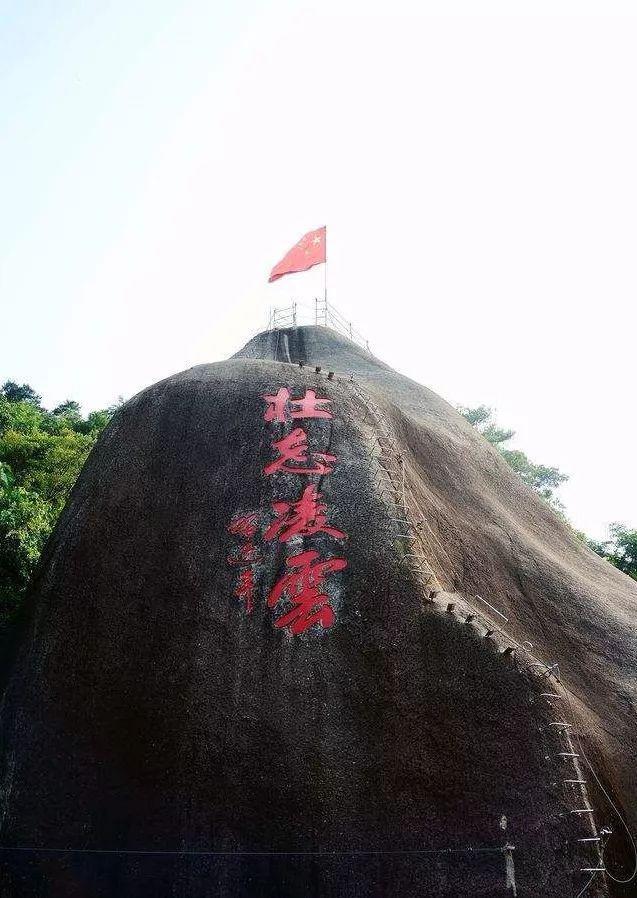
[268, 226, 326, 283]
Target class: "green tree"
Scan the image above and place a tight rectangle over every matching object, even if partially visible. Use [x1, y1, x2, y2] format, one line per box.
[606, 524, 637, 580]
[573, 531, 609, 557]
[52, 399, 81, 419]
[459, 405, 568, 511]
[0, 382, 116, 631]
[574, 523, 637, 581]
[1, 381, 42, 407]
[0, 462, 54, 615]
[460, 405, 636, 581]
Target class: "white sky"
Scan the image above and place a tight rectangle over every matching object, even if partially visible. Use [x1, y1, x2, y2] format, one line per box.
[1, 0, 636, 539]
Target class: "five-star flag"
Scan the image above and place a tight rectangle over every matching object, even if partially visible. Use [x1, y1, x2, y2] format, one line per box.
[268, 226, 326, 283]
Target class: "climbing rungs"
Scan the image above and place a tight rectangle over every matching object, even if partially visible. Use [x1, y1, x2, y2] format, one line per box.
[381, 489, 410, 511]
[539, 663, 560, 677]
[558, 752, 580, 758]
[406, 561, 434, 572]
[570, 808, 594, 814]
[405, 561, 435, 575]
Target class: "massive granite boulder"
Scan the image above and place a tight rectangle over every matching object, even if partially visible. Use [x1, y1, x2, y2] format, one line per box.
[0, 325, 634, 897]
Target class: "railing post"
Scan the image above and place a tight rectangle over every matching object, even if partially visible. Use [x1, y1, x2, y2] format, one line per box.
[267, 299, 370, 347]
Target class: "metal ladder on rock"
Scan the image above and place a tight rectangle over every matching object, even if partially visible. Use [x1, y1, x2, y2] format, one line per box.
[348, 376, 442, 597]
[347, 371, 606, 892]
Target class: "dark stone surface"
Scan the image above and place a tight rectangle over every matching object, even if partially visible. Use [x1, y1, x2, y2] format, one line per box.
[0, 327, 633, 896]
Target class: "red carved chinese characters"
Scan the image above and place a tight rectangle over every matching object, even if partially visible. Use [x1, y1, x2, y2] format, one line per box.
[263, 388, 332, 423]
[226, 382, 348, 636]
[264, 485, 346, 542]
[263, 428, 336, 476]
[227, 542, 260, 565]
[228, 513, 258, 539]
[233, 568, 256, 614]
[267, 550, 347, 635]
[227, 512, 261, 613]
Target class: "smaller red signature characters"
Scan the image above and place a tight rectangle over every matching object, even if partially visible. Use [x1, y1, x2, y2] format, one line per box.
[263, 427, 336, 476]
[227, 512, 261, 614]
[263, 388, 332, 423]
[227, 513, 259, 539]
[226, 542, 260, 566]
[233, 568, 257, 614]
[264, 485, 346, 542]
[268, 550, 348, 635]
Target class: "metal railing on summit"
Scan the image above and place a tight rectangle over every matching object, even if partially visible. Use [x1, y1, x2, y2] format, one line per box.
[266, 299, 371, 353]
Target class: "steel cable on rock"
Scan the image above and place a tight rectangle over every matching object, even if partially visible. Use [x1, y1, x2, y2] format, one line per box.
[561, 687, 637, 889]
[0, 844, 511, 858]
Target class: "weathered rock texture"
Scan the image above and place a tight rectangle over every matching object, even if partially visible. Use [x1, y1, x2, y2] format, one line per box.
[0, 325, 635, 897]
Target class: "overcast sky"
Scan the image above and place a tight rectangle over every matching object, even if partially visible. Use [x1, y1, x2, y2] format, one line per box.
[2, 0, 636, 539]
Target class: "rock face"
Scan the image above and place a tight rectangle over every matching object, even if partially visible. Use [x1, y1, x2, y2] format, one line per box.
[0, 325, 635, 898]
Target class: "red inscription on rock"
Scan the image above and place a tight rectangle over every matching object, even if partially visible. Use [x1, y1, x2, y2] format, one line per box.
[264, 485, 346, 542]
[226, 383, 348, 636]
[233, 568, 257, 614]
[267, 550, 348, 635]
[263, 388, 332, 423]
[263, 427, 336, 476]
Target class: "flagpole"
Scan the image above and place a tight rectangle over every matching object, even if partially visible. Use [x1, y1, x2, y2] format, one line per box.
[324, 226, 327, 324]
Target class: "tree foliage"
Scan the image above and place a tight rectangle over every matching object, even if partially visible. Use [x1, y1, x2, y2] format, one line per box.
[0, 382, 42, 406]
[0, 382, 117, 630]
[586, 524, 637, 581]
[459, 403, 636, 582]
[458, 405, 568, 510]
